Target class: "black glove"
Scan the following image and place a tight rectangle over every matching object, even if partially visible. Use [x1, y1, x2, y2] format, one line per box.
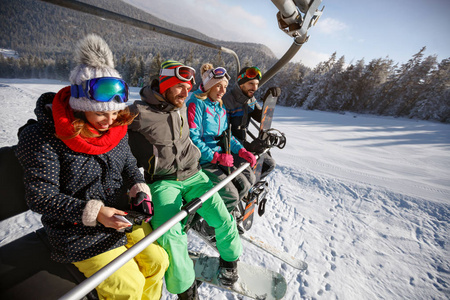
[266, 87, 281, 98]
[247, 138, 266, 154]
[130, 191, 154, 223]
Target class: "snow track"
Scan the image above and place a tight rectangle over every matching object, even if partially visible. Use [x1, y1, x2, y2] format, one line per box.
[1, 79, 449, 300]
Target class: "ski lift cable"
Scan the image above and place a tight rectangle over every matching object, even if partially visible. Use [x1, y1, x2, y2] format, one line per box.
[39, 0, 241, 75]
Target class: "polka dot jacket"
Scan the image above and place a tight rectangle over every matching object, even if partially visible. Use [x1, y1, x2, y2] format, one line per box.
[15, 92, 145, 263]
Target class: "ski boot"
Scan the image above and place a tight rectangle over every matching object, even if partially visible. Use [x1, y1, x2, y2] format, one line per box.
[192, 219, 217, 248]
[218, 257, 239, 286]
[177, 280, 199, 300]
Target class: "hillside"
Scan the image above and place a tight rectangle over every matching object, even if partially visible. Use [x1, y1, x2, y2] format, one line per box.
[0, 0, 277, 69]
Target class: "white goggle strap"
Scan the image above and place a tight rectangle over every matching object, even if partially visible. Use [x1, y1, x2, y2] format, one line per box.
[160, 68, 177, 77]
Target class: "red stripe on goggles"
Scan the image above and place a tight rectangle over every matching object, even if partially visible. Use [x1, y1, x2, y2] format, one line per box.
[238, 67, 262, 81]
[160, 66, 196, 84]
[71, 77, 129, 103]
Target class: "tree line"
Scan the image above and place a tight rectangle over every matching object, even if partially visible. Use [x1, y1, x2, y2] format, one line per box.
[1, 46, 449, 123]
[267, 47, 449, 123]
[1, 0, 448, 123]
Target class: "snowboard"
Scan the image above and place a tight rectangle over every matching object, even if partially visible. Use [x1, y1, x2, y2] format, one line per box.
[253, 87, 279, 181]
[241, 87, 280, 230]
[190, 252, 287, 300]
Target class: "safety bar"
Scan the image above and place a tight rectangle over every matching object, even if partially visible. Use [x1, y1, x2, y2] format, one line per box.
[39, 0, 241, 75]
[57, 156, 266, 300]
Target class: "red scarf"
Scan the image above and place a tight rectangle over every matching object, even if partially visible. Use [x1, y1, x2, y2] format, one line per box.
[52, 86, 127, 155]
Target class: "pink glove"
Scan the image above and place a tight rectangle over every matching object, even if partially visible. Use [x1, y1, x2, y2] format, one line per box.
[130, 192, 154, 223]
[212, 152, 234, 167]
[239, 148, 257, 167]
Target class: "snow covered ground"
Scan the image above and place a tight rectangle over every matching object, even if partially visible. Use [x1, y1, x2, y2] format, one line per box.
[1, 78, 449, 300]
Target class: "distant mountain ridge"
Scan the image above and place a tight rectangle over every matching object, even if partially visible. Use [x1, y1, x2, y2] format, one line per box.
[0, 0, 277, 69]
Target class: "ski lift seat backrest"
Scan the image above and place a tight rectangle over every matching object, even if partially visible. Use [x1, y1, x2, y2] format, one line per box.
[0, 145, 28, 221]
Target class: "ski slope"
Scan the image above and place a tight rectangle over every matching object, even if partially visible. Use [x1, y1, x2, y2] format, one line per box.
[1, 78, 449, 300]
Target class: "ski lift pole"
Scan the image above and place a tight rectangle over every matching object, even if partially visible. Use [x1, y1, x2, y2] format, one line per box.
[58, 155, 263, 300]
[39, 0, 240, 74]
[225, 124, 232, 175]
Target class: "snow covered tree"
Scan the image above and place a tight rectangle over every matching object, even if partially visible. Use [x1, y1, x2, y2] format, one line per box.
[338, 58, 365, 111]
[376, 47, 430, 116]
[302, 52, 337, 110]
[409, 58, 450, 122]
[356, 57, 395, 113]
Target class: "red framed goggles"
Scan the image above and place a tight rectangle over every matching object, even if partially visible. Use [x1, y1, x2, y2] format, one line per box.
[238, 67, 262, 81]
[71, 77, 129, 103]
[160, 66, 196, 84]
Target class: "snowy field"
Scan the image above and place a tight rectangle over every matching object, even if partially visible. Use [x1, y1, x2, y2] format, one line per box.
[1, 78, 449, 300]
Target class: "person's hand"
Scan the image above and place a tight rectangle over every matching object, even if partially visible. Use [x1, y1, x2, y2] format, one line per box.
[266, 86, 281, 97]
[212, 152, 234, 167]
[97, 206, 132, 231]
[239, 148, 257, 167]
[247, 138, 266, 154]
[130, 192, 153, 223]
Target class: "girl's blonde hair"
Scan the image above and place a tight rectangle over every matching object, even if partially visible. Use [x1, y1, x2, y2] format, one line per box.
[57, 107, 137, 140]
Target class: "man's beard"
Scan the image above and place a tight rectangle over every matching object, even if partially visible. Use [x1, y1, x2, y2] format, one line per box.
[244, 89, 255, 98]
[166, 90, 185, 108]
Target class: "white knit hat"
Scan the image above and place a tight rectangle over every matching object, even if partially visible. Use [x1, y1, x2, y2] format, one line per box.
[69, 34, 126, 112]
[201, 68, 229, 92]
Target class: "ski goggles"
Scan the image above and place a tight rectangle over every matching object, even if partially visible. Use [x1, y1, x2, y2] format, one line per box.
[71, 77, 129, 103]
[206, 67, 231, 81]
[159, 66, 196, 84]
[238, 66, 262, 81]
[203, 67, 231, 86]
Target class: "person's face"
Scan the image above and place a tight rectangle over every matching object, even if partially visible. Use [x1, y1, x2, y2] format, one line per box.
[240, 79, 259, 98]
[208, 81, 228, 102]
[84, 110, 120, 131]
[164, 82, 191, 108]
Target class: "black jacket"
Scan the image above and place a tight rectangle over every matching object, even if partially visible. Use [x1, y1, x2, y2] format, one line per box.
[16, 92, 144, 263]
[223, 84, 262, 144]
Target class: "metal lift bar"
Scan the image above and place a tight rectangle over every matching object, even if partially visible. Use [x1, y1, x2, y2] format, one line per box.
[57, 155, 266, 300]
[39, 0, 241, 74]
[260, 0, 323, 87]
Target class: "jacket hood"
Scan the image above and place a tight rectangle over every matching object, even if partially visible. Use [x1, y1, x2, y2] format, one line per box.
[231, 84, 253, 105]
[139, 84, 180, 113]
[34, 91, 58, 126]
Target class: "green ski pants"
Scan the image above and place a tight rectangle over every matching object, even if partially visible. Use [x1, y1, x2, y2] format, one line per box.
[149, 170, 242, 294]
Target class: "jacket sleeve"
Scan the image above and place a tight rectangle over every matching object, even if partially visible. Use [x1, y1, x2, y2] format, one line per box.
[120, 133, 146, 189]
[227, 115, 244, 154]
[127, 118, 155, 174]
[16, 125, 91, 224]
[187, 97, 216, 163]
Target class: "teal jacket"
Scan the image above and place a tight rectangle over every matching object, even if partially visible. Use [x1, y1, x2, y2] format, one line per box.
[186, 90, 243, 164]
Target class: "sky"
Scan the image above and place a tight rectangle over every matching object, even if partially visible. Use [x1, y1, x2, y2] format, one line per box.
[1, 79, 449, 299]
[124, 0, 450, 68]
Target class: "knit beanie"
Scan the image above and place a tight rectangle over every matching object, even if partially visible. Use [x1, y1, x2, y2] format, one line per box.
[237, 67, 261, 86]
[69, 34, 126, 112]
[201, 66, 229, 92]
[159, 60, 193, 95]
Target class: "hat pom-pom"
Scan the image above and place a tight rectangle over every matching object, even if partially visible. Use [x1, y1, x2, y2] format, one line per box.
[75, 34, 115, 69]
